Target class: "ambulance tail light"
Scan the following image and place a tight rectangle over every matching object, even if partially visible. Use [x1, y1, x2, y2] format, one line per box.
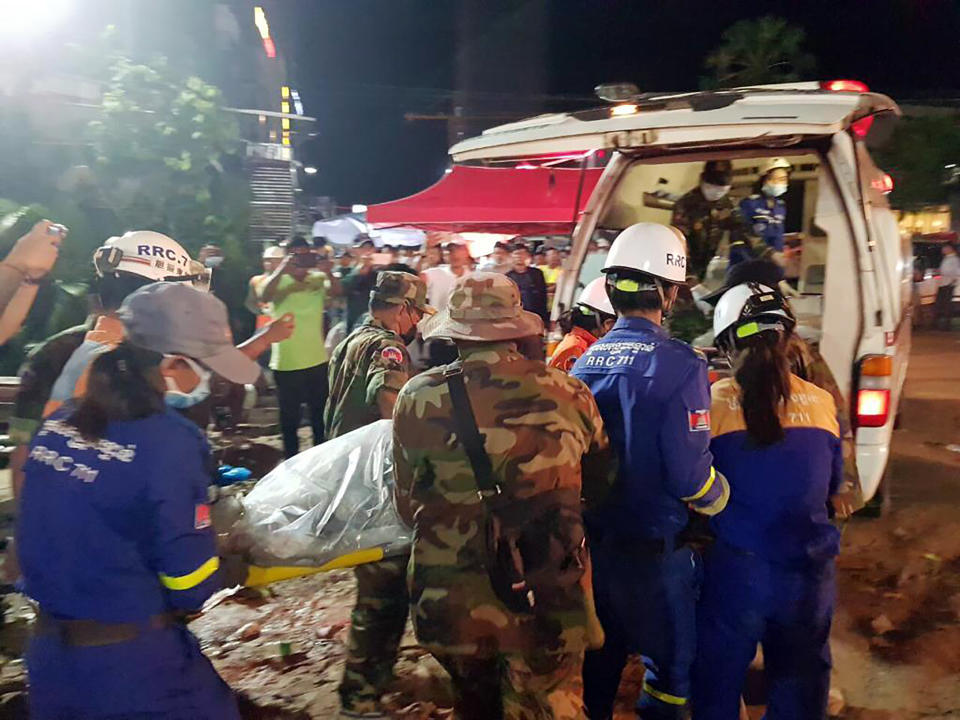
[855, 354, 892, 428]
[821, 80, 873, 137]
[821, 79, 869, 93]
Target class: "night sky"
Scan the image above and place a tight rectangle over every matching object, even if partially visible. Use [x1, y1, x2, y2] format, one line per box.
[268, 0, 960, 206]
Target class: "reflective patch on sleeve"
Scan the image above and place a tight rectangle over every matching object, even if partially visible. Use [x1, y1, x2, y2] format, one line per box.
[687, 409, 711, 432]
[159, 556, 220, 591]
[194, 504, 211, 530]
[381, 346, 404, 365]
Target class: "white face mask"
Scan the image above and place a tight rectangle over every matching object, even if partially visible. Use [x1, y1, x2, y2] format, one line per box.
[204, 255, 225, 269]
[701, 182, 731, 202]
[163, 356, 212, 409]
[763, 182, 788, 198]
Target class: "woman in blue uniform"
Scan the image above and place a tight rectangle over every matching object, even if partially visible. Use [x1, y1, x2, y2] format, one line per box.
[735, 158, 792, 265]
[18, 284, 255, 719]
[692, 282, 843, 720]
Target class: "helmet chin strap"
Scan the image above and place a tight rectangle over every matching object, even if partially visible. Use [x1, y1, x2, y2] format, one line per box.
[657, 278, 676, 314]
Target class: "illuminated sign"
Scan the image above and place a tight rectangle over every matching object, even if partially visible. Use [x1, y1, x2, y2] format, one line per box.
[254, 7, 276, 59]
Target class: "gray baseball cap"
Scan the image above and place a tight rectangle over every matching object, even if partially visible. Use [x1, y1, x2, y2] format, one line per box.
[118, 282, 261, 385]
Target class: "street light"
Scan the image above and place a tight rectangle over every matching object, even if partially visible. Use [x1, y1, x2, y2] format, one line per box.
[304, 166, 318, 175]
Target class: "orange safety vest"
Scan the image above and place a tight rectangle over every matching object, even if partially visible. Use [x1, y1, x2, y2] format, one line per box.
[547, 326, 598, 373]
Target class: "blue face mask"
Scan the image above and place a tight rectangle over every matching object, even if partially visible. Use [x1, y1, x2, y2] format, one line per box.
[163, 356, 212, 409]
[763, 182, 788, 198]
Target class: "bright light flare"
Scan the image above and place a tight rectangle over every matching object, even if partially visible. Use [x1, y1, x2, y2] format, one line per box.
[611, 104, 639, 117]
[254, 6, 270, 39]
[304, 166, 318, 175]
[0, 0, 71, 34]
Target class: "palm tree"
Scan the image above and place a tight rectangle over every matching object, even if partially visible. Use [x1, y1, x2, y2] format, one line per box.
[701, 16, 816, 89]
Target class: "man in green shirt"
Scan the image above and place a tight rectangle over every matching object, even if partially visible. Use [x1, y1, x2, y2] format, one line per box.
[258, 236, 342, 457]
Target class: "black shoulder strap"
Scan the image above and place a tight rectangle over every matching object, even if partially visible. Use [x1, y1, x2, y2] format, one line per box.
[443, 362, 500, 497]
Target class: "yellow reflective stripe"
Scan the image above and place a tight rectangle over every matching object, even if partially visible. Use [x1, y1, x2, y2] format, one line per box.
[642, 681, 687, 706]
[693, 471, 730, 517]
[683, 466, 716, 502]
[159, 556, 220, 591]
[243, 547, 386, 587]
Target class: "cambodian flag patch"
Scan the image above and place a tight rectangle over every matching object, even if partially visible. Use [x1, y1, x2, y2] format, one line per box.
[688, 409, 711, 432]
[381, 346, 404, 365]
[194, 504, 212, 530]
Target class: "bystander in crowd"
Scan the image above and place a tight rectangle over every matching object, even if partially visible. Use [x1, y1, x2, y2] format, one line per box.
[257, 236, 340, 458]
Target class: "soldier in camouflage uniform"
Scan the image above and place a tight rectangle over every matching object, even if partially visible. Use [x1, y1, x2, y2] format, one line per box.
[392, 272, 614, 720]
[671, 160, 750, 281]
[325, 271, 434, 719]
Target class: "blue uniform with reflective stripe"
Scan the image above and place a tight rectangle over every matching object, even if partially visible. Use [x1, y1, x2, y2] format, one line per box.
[572, 316, 720, 539]
[19, 407, 239, 719]
[739, 194, 787, 252]
[693, 375, 841, 720]
[572, 316, 724, 720]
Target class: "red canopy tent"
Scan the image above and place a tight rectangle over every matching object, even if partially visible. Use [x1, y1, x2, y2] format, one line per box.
[366, 165, 604, 236]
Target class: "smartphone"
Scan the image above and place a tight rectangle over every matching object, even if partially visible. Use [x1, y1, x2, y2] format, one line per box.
[292, 253, 318, 269]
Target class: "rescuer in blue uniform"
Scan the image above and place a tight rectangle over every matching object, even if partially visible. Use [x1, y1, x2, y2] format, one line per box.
[734, 157, 792, 264]
[18, 284, 258, 719]
[692, 282, 843, 720]
[572, 223, 730, 720]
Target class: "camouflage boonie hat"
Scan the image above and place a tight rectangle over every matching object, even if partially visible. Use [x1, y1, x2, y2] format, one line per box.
[420, 271, 544, 342]
[370, 271, 434, 314]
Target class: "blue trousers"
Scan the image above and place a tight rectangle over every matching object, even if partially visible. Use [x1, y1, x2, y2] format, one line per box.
[692, 543, 835, 720]
[583, 540, 701, 720]
[27, 624, 240, 719]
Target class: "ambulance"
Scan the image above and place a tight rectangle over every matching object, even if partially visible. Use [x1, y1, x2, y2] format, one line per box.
[449, 80, 910, 504]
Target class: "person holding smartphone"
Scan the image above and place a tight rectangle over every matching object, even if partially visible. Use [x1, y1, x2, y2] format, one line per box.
[257, 236, 341, 457]
[0, 220, 67, 346]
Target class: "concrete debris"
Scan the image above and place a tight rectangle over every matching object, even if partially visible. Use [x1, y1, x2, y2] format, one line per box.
[236, 621, 262, 641]
[871, 614, 895, 636]
[948, 593, 960, 621]
[315, 623, 345, 640]
[892, 526, 910, 541]
[827, 687, 845, 717]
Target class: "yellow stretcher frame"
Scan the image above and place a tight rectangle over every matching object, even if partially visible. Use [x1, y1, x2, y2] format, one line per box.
[243, 547, 386, 587]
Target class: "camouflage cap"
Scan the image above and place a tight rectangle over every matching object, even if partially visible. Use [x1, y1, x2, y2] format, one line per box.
[370, 271, 434, 314]
[420, 271, 544, 342]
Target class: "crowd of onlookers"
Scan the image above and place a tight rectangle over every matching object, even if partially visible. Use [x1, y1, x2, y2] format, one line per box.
[243, 231, 586, 457]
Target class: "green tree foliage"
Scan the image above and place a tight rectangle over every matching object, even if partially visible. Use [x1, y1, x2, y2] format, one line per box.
[0, 48, 257, 373]
[701, 17, 816, 89]
[87, 58, 246, 246]
[874, 115, 960, 207]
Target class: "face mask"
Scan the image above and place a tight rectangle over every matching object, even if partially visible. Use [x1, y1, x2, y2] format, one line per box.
[163, 356, 212, 409]
[701, 182, 731, 202]
[203, 255, 224, 269]
[763, 183, 788, 198]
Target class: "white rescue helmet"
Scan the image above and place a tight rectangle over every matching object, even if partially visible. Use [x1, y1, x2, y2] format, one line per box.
[713, 282, 795, 350]
[262, 245, 286, 260]
[760, 157, 793, 177]
[602, 223, 688, 285]
[93, 231, 210, 291]
[576, 277, 615, 317]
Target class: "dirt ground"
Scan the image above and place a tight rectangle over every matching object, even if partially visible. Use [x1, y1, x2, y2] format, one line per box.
[1, 332, 958, 718]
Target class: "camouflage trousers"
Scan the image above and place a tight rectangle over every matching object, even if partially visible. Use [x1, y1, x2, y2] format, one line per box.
[434, 649, 586, 720]
[338, 554, 410, 714]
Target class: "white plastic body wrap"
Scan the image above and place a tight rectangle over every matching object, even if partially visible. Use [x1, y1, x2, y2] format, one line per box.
[239, 419, 410, 566]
